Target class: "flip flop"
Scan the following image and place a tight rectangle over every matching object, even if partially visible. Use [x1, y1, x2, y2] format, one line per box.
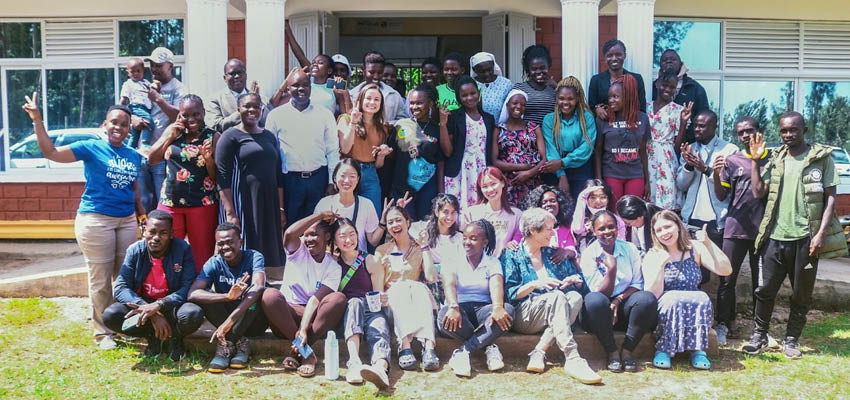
[690, 351, 711, 370]
[283, 353, 301, 370]
[297, 362, 316, 377]
[653, 351, 671, 369]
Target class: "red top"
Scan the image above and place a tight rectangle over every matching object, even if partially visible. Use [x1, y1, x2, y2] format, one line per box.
[138, 256, 169, 301]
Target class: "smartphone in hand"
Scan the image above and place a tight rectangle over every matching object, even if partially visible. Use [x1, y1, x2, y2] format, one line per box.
[122, 313, 142, 331]
[292, 336, 314, 359]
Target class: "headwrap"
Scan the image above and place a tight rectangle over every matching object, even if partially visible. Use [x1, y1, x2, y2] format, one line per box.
[498, 89, 528, 125]
[469, 52, 504, 79]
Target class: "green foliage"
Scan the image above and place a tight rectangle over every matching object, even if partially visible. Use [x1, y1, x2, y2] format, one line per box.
[118, 19, 184, 57]
[0, 22, 41, 58]
[45, 69, 116, 132]
[653, 21, 694, 68]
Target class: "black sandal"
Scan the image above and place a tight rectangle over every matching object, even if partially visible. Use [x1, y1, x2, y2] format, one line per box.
[607, 358, 623, 372]
[623, 357, 637, 372]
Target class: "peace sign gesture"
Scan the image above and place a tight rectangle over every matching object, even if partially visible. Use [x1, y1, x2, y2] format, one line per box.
[22, 91, 42, 122]
[680, 101, 694, 124]
[438, 101, 450, 125]
[396, 191, 413, 209]
[226, 272, 251, 301]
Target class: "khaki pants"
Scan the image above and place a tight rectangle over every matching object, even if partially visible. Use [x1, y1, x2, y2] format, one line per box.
[513, 291, 583, 355]
[74, 212, 137, 341]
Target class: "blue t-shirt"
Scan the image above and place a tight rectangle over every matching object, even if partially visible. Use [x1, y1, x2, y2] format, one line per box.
[69, 139, 141, 217]
[198, 249, 265, 294]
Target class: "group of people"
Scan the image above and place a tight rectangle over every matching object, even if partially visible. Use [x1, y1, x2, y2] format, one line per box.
[22, 34, 846, 390]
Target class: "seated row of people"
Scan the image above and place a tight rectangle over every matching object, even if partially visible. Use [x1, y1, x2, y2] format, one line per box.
[105, 188, 732, 389]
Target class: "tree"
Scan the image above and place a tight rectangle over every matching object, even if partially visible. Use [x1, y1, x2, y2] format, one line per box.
[653, 21, 694, 67]
[815, 95, 850, 147]
[723, 98, 771, 140]
[805, 82, 837, 133]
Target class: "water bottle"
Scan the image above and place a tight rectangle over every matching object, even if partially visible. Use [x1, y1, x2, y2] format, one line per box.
[324, 330, 339, 380]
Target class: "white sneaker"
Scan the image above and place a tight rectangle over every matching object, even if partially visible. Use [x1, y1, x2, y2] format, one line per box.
[98, 335, 117, 350]
[527, 349, 546, 373]
[345, 361, 363, 384]
[714, 324, 729, 345]
[564, 357, 602, 385]
[360, 364, 390, 390]
[485, 344, 505, 371]
[448, 349, 471, 377]
[767, 334, 781, 350]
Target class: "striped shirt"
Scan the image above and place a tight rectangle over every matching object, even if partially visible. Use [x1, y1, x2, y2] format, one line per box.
[512, 82, 556, 124]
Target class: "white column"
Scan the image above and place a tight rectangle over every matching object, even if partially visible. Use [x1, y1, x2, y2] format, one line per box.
[617, 0, 655, 107]
[185, 0, 229, 100]
[245, 0, 286, 100]
[560, 0, 601, 90]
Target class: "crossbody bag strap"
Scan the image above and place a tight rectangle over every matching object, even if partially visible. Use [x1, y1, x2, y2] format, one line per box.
[338, 251, 366, 291]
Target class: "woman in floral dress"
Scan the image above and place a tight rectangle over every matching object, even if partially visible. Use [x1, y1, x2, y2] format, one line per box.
[491, 90, 546, 207]
[647, 70, 692, 209]
[147, 94, 219, 270]
[440, 76, 495, 210]
[643, 210, 731, 370]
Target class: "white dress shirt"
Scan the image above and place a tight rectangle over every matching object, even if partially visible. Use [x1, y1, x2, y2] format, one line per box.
[265, 102, 339, 184]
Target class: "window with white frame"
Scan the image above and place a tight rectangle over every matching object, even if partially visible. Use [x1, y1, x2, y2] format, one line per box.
[0, 18, 185, 175]
[653, 19, 850, 150]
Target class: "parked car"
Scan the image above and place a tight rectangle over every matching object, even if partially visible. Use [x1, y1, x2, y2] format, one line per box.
[831, 147, 850, 195]
[9, 128, 107, 169]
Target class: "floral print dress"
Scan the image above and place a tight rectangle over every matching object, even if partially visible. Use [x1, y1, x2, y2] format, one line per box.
[444, 114, 488, 209]
[160, 128, 218, 208]
[497, 121, 542, 207]
[647, 102, 683, 209]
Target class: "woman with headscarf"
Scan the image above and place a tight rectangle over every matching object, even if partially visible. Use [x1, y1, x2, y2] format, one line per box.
[470, 52, 513, 119]
[491, 89, 546, 207]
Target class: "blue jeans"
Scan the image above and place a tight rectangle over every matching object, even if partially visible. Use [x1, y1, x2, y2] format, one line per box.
[437, 302, 515, 352]
[128, 103, 153, 147]
[359, 162, 382, 217]
[283, 168, 329, 225]
[138, 158, 166, 213]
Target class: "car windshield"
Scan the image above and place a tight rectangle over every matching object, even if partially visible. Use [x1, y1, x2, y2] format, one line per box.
[832, 149, 850, 164]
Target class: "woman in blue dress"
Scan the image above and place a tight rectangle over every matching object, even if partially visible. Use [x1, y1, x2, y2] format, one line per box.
[643, 210, 731, 369]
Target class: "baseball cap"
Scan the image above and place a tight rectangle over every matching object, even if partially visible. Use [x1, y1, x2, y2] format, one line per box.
[146, 47, 175, 64]
[331, 54, 351, 75]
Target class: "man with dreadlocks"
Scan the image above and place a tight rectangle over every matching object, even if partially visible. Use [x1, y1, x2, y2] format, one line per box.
[540, 76, 597, 200]
[594, 74, 650, 205]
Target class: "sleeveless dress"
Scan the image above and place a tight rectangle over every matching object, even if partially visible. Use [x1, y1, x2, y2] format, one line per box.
[654, 249, 712, 354]
[647, 102, 683, 209]
[497, 121, 542, 207]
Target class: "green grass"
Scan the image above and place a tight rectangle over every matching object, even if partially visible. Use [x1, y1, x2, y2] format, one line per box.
[0, 298, 848, 399]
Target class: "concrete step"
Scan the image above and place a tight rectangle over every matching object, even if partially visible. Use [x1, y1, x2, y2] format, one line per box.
[182, 320, 718, 361]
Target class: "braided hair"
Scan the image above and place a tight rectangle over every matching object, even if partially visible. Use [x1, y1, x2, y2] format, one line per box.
[609, 73, 640, 130]
[553, 76, 592, 156]
[468, 218, 497, 256]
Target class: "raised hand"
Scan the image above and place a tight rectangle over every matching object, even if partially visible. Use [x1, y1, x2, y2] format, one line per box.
[438, 102, 450, 125]
[201, 138, 214, 162]
[226, 272, 250, 301]
[749, 132, 766, 160]
[680, 101, 694, 124]
[396, 191, 412, 209]
[250, 80, 260, 94]
[22, 91, 42, 122]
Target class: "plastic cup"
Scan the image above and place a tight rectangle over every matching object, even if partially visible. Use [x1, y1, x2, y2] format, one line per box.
[389, 251, 404, 271]
[365, 291, 381, 312]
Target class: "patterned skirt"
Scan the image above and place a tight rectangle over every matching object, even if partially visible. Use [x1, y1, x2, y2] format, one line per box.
[654, 290, 712, 354]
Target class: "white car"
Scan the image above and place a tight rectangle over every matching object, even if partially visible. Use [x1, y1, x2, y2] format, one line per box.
[9, 128, 107, 169]
[832, 147, 850, 195]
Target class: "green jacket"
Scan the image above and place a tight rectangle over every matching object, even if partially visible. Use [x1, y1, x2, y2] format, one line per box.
[755, 143, 848, 259]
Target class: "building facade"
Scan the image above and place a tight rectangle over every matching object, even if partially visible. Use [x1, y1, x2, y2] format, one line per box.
[2, 0, 850, 237]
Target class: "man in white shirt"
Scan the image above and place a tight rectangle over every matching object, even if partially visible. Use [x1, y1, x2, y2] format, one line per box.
[348, 51, 408, 123]
[676, 110, 738, 283]
[266, 69, 339, 225]
[205, 58, 271, 133]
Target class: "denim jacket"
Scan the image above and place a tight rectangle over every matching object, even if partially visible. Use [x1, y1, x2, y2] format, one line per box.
[676, 135, 739, 227]
[501, 244, 589, 306]
[113, 238, 197, 312]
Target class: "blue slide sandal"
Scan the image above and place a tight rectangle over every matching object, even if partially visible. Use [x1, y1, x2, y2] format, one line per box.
[690, 351, 711, 370]
[653, 351, 671, 369]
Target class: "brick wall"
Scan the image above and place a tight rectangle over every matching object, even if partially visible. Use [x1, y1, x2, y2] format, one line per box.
[535, 17, 562, 82]
[227, 20, 246, 63]
[0, 183, 82, 221]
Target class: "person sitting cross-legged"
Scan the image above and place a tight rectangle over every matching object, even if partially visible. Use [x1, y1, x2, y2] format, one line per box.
[103, 210, 204, 361]
[187, 222, 267, 373]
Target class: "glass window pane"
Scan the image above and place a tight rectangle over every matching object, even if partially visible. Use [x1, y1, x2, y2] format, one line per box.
[803, 81, 850, 149]
[722, 80, 795, 143]
[119, 19, 184, 57]
[45, 69, 115, 132]
[6, 69, 43, 169]
[0, 22, 41, 58]
[653, 21, 720, 70]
